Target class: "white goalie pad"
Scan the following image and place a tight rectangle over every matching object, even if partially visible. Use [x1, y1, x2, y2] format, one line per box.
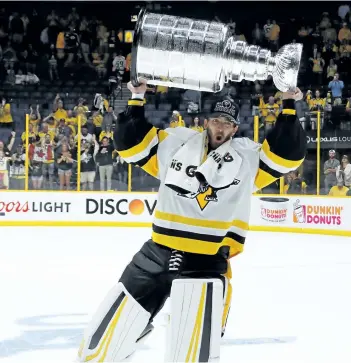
[77, 282, 150, 362]
[165, 278, 224, 363]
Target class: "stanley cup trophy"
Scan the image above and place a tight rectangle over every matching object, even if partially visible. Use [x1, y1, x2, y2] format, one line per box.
[131, 9, 303, 92]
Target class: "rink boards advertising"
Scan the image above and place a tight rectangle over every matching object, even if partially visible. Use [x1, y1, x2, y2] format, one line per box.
[0, 191, 350, 236]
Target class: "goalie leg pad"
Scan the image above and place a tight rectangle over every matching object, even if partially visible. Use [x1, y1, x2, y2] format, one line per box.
[221, 261, 233, 337]
[77, 282, 150, 362]
[165, 278, 223, 363]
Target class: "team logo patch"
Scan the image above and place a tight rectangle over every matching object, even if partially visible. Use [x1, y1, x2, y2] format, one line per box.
[178, 179, 240, 211]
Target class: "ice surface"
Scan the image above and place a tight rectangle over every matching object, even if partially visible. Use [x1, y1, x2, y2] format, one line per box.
[1, 227, 351, 363]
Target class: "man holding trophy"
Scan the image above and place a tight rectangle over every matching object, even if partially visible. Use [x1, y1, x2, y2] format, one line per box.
[77, 10, 306, 363]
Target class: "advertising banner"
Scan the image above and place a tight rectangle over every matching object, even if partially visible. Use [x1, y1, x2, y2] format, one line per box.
[0, 192, 350, 237]
[250, 195, 348, 232]
[0, 192, 157, 224]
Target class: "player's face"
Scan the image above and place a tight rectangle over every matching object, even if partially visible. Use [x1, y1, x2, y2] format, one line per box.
[205, 117, 238, 149]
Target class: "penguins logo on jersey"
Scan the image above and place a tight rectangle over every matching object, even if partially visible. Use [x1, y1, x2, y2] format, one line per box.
[178, 178, 241, 211]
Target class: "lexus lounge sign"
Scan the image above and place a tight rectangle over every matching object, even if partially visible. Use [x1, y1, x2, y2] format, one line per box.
[306, 131, 351, 149]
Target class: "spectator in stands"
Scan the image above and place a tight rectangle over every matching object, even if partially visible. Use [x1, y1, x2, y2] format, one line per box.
[308, 90, 326, 129]
[42, 134, 55, 190]
[39, 122, 55, 141]
[267, 20, 280, 51]
[57, 143, 73, 190]
[92, 45, 109, 79]
[189, 116, 204, 132]
[338, 4, 350, 22]
[92, 110, 103, 139]
[338, 23, 351, 43]
[28, 105, 41, 133]
[169, 110, 185, 128]
[0, 148, 10, 189]
[251, 83, 264, 116]
[309, 52, 325, 85]
[328, 73, 344, 98]
[56, 118, 72, 138]
[0, 97, 13, 130]
[261, 96, 279, 133]
[99, 124, 113, 143]
[0, 132, 15, 158]
[74, 98, 89, 126]
[102, 106, 117, 130]
[9, 12, 24, 45]
[64, 24, 80, 67]
[65, 110, 77, 129]
[29, 135, 44, 190]
[322, 40, 338, 65]
[326, 59, 338, 81]
[324, 149, 340, 193]
[22, 123, 37, 143]
[336, 155, 351, 188]
[97, 136, 114, 191]
[75, 125, 93, 145]
[263, 19, 272, 43]
[112, 51, 125, 78]
[328, 180, 349, 196]
[10, 145, 25, 190]
[285, 170, 307, 195]
[81, 135, 99, 191]
[252, 23, 263, 45]
[115, 155, 128, 186]
[53, 94, 68, 120]
[108, 30, 121, 56]
[48, 44, 59, 81]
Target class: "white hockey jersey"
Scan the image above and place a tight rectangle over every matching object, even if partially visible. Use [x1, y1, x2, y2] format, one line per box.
[116, 98, 306, 258]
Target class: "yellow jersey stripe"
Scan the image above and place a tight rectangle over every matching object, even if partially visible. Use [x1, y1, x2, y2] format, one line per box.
[261, 139, 304, 170]
[254, 168, 277, 191]
[155, 210, 249, 231]
[118, 127, 157, 159]
[158, 129, 168, 142]
[282, 109, 296, 115]
[152, 232, 244, 257]
[141, 154, 159, 178]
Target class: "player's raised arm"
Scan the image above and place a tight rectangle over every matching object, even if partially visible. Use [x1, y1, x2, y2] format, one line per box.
[114, 80, 168, 179]
[254, 88, 307, 191]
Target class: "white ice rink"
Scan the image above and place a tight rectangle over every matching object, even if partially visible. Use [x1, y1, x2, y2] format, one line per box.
[1, 227, 351, 363]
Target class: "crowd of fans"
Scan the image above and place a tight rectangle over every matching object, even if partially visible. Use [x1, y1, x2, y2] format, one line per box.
[0, 7, 131, 84]
[0, 3, 351, 195]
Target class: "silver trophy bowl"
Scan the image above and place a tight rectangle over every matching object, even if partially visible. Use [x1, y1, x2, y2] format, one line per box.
[131, 9, 303, 92]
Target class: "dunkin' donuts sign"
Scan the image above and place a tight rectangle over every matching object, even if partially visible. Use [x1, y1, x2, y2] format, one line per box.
[292, 199, 343, 226]
[260, 197, 289, 223]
